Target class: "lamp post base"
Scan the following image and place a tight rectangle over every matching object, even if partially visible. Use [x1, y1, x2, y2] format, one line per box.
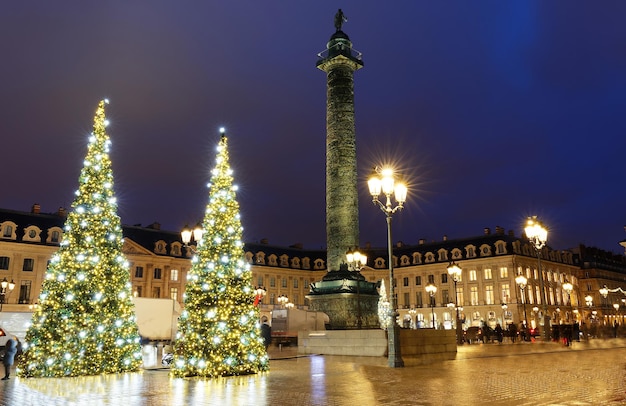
[387, 324, 404, 368]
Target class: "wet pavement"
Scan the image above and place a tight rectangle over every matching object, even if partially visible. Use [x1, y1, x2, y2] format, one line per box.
[1, 339, 626, 405]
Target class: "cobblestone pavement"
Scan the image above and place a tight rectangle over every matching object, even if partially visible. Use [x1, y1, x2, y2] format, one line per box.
[1, 340, 626, 405]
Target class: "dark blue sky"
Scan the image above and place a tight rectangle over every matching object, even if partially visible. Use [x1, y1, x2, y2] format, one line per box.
[2, 2, 626, 253]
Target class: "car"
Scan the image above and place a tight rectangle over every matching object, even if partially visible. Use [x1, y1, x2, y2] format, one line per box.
[0, 327, 18, 348]
[464, 326, 482, 344]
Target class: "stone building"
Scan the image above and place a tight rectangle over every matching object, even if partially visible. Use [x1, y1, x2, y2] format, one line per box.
[1, 205, 625, 335]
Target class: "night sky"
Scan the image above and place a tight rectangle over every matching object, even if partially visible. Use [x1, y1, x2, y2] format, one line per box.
[3, 2, 626, 253]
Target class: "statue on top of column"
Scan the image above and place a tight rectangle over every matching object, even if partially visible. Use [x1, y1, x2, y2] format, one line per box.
[334, 9, 347, 31]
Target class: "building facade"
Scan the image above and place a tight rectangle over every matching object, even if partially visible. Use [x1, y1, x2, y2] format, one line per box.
[1, 206, 625, 335]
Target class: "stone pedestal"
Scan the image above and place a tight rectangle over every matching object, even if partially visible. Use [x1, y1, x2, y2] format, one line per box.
[307, 269, 380, 330]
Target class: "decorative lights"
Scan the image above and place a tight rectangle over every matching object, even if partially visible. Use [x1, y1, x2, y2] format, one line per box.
[171, 129, 268, 378]
[17, 100, 142, 378]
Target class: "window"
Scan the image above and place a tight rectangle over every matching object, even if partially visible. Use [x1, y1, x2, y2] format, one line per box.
[470, 287, 479, 305]
[135, 266, 144, 278]
[293, 294, 299, 304]
[170, 287, 178, 301]
[281, 278, 287, 288]
[270, 277, 276, 287]
[485, 286, 494, 305]
[293, 278, 299, 289]
[22, 258, 34, 272]
[152, 287, 161, 298]
[416, 291, 423, 307]
[154, 268, 162, 279]
[171, 269, 179, 281]
[457, 287, 464, 307]
[18, 280, 32, 304]
[441, 273, 448, 284]
[403, 277, 409, 287]
[415, 276, 421, 285]
[51, 230, 60, 243]
[135, 286, 143, 297]
[257, 276, 264, 287]
[501, 284, 510, 303]
[269, 293, 275, 305]
[442, 289, 450, 304]
[500, 267, 508, 278]
[535, 286, 541, 304]
[428, 274, 435, 284]
[0, 257, 9, 270]
[3, 225, 13, 238]
[403, 292, 410, 307]
[484, 268, 492, 280]
[469, 270, 477, 281]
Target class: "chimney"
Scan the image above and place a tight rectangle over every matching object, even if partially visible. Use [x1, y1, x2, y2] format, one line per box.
[289, 242, 303, 249]
[419, 239, 425, 245]
[31, 203, 41, 214]
[484, 227, 491, 235]
[443, 235, 448, 241]
[495, 226, 504, 235]
[260, 238, 269, 245]
[508, 230, 514, 237]
[57, 207, 67, 217]
[147, 222, 161, 230]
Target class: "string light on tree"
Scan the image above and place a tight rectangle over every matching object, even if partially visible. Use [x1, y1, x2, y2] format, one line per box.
[171, 128, 269, 378]
[18, 99, 142, 378]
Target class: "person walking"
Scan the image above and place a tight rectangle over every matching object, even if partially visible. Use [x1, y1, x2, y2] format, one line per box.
[2, 338, 17, 380]
[261, 321, 272, 350]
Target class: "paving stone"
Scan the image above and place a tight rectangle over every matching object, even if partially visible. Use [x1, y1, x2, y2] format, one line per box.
[1, 340, 625, 405]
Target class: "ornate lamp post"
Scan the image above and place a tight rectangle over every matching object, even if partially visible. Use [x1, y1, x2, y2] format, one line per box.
[277, 294, 289, 308]
[254, 286, 267, 307]
[447, 261, 463, 344]
[368, 166, 407, 367]
[585, 295, 594, 327]
[425, 283, 437, 328]
[600, 285, 609, 325]
[0, 278, 15, 312]
[346, 248, 367, 329]
[181, 223, 204, 253]
[524, 216, 549, 341]
[562, 280, 573, 323]
[516, 273, 528, 340]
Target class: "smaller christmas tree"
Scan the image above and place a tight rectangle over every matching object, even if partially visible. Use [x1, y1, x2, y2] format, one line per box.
[18, 99, 142, 378]
[378, 279, 391, 330]
[171, 129, 268, 378]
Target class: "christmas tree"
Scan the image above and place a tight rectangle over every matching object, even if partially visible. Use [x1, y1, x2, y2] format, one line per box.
[171, 129, 268, 378]
[378, 279, 391, 330]
[18, 99, 142, 378]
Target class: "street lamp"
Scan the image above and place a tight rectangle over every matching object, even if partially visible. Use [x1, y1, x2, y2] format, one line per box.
[525, 216, 549, 341]
[181, 223, 204, 253]
[254, 286, 267, 307]
[346, 248, 367, 329]
[447, 261, 463, 344]
[425, 283, 437, 329]
[585, 295, 594, 326]
[277, 294, 289, 308]
[563, 280, 573, 323]
[516, 273, 528, 340]
[0, 278, 15, 311]
[368, 166, 407, 368]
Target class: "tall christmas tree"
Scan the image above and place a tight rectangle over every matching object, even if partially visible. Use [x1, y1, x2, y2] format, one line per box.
[18, 99, 142, 378]
[171, 129, 269, 378]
